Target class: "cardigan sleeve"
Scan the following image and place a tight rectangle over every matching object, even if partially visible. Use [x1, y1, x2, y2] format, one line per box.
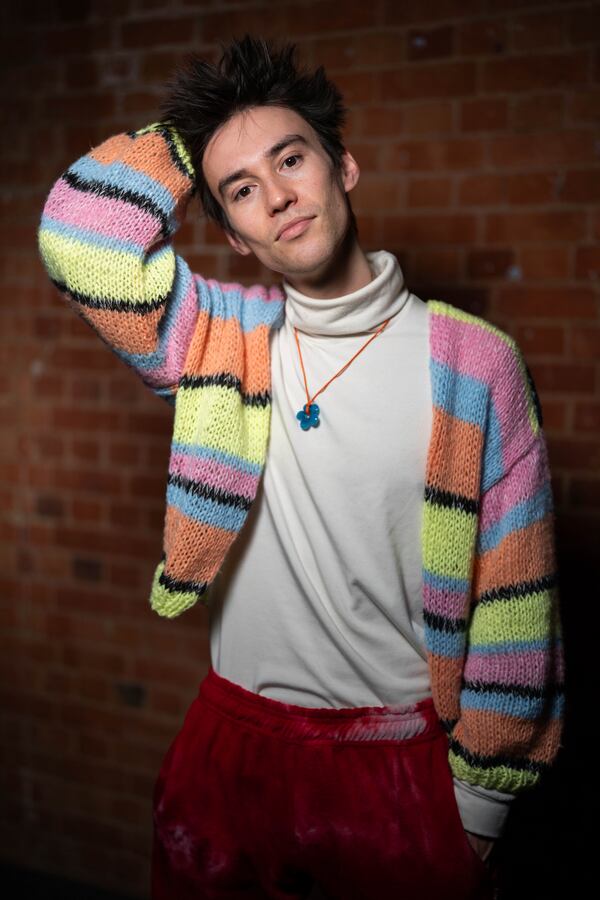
[37, 121, 201, 405]
[447, 340, 565, 798]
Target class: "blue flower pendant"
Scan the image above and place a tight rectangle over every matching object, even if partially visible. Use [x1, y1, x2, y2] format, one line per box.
[296, 403, 320, 431]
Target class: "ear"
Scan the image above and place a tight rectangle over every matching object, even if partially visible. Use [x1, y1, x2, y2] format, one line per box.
[340, 149, 360, 194]
[225, 229, 252, 256]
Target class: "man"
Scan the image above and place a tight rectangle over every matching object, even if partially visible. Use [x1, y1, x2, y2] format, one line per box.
[38, 35, 564, 900]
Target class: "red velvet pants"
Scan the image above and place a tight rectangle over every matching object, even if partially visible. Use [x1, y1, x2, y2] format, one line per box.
[151, 666, 494, 899]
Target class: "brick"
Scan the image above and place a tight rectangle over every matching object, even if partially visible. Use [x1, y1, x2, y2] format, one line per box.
[569, 89, 600, 125]
[353, 176, 404, 212]
[459, 173, 506, 205]
[485, 211, 586, 243]
[401, 100, 454, 134]
[506, 171, 557, 204]
[36, 495, 65, 518]
[381, 60, 477, 101]
[529, 363, 595, 394]
[460, 97, 508, 132]
[407, 177, 452, 207]
[574, 404, 600, 434]
[407, 26, 454, 61]
[383, 214, 477, 245]
[512, 11, 567, 52]
[138, 49, 183, 83]
[53, 407, 123, 432]
[513, 324, 566, 356]
[519, 246, 571, 280]
[571, 326, 600, 359]
[44, 23, 113, 56]
[575, 246, 600, 280]
[383, 0, 484, 26]
[386, 137, 483, 171]
[497, 287, 596, 319]
[550, 438, 600, 471]
[467, 249, 514, 279]
[569, 5, 600, 46]
[457, 19, 508, 55]
[490, 131, 595, 168]
[120, 16, 198, 49]
[560, 169, 600, 204]
[483, 51, 588, 93]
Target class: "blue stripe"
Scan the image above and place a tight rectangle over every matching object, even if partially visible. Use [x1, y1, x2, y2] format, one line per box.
[195, 277, 285, 333]
[460, 688, 564, 719]
[167, 481, 249, 531]
[477, 482, 553, 554]
[468, 638, 563, 655]
[424, 626, 466, 659]
[423, 569, 470, 593]
[170, 440, 262, 477]
[430, 358, 488, 429]
[481, 400, 504, 491]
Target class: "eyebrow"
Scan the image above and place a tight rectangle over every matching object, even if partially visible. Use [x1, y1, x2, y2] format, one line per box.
[217, 133, 310, 198]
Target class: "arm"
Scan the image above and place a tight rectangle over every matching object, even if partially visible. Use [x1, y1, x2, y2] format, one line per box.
[37, 121, 200, 404]
[448, 344, 565, 803]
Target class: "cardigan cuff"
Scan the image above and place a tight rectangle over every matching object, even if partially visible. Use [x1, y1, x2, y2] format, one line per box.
[452, 776, 515, 839]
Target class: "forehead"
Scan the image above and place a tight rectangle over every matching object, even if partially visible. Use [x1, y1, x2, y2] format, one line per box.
[203, 105, 318, 185]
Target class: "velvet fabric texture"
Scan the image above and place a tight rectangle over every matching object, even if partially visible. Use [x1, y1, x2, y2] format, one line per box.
[152, 667, 494, 899]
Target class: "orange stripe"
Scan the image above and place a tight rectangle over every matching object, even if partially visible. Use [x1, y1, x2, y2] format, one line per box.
[88, 131, 191, 198]
[164, 505, 237, 584]
[472, 514, 557, 595]
[453, 708, 563, 764]
[425, 406, 483, 499]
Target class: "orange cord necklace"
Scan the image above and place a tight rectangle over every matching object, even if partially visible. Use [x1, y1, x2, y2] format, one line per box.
[293, 317, 392, 430]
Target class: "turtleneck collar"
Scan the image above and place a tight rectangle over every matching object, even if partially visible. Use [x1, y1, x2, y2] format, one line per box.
[281, 250, 410, 337]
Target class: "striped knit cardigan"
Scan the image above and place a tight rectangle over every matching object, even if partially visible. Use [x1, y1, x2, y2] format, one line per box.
[38, 122, 565, 796]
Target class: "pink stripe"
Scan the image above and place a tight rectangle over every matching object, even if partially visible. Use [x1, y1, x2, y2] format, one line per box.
[423, 583, 468, 621]
[169, 451, 259, 500]
[205, 278, 284, 302]
[464, 648, 565, 687]
[44, 178, 160, 245]
[431, 309, 534, 474]
[144, 272, 200, 386]
[479, 439, 549, 531]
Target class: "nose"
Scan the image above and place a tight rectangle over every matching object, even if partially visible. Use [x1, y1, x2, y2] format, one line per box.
[266, 176, 297, 216]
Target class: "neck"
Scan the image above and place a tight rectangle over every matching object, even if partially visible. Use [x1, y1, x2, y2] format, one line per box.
[283, 228, 373, 300]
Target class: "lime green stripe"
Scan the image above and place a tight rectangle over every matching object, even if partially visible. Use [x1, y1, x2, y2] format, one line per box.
[422, 501, 477, 580]
[149, 560, 203, 619]
[38, 229, 175, 304]
[469, 590, 555, 644]
[449, 750, 537, 792]
[175, 384, 271, 465]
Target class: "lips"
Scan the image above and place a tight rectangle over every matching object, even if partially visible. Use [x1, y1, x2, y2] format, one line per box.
[276, 216, 315, 241]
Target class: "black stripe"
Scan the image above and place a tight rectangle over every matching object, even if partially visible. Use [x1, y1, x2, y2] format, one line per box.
[178, 372, 272, 409]
[51, 277, 169, 315]
[167, 472, 253, 513]
[424, 484, 478, 516]
[63, 169, 171, 240]
[158, 567, 209, 601]
[462, 679, 565, 702]
[423, 609, 467, 634]
[477, 572, 559, 605]
[448, 735, 550, 778]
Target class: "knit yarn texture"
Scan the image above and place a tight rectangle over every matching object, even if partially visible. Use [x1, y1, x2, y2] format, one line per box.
[38, 123, 565, 796]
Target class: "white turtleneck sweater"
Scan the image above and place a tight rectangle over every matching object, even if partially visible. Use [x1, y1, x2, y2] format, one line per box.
[207, 250, 514, 839]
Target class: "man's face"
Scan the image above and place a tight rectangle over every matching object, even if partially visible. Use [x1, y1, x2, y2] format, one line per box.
[202, 105, 360, 282]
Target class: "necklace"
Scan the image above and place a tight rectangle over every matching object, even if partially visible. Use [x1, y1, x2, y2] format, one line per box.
[293, 317, 392, 430]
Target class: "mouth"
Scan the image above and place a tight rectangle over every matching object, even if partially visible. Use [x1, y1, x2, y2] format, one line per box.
[276, 216, 315, 242]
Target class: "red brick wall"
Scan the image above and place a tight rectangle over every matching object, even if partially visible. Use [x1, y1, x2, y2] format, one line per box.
[1, 0, 598, 895]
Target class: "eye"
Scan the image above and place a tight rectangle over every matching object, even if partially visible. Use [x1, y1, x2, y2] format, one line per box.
[233, 185, 252, 202]
[283, 154, 302, 168]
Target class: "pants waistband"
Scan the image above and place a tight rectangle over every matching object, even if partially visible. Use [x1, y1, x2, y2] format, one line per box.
[198, 666, 443, 744]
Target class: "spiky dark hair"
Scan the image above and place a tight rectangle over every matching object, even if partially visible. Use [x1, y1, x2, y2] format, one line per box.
[159, 34, 356, 239]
